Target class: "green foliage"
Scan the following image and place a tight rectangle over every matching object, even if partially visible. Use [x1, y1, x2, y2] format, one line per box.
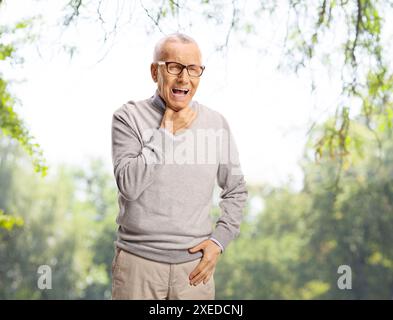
[0, 209, 23, 231]
[315, 107, 351, 162]
[0, 141, 118, 299]
[1, 121, 393, 299]
[213, 122, 393, 299]
[97, 0, 393, 166]
[1, 0, 393, 299]
[0, 44, 13, 60]
[0, 17, 48, 177]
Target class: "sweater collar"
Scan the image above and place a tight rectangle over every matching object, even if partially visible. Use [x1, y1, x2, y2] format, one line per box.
[151, 90, 166, 113]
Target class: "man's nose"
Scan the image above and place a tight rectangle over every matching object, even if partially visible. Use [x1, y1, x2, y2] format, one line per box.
[177, 68, 190, 83]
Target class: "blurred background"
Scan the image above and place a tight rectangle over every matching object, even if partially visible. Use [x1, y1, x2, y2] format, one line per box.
[1, 0, 393, 299]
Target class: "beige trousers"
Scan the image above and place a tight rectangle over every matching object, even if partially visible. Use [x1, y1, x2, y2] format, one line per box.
[111, 248, 215, 300]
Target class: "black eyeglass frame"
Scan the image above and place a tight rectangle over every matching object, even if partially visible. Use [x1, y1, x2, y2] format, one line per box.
[157, 61, 205, 77]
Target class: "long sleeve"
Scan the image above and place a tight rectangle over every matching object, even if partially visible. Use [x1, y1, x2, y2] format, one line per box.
[209, 237, 224, 253]
[210, 116, 248, 251]
[111, 107, 174, 201]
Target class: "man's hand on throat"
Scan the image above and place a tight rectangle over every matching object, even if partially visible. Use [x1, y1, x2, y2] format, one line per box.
[160, 105, 197, 134]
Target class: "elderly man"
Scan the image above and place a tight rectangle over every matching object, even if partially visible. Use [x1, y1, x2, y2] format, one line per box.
[111, 33, 248, 300]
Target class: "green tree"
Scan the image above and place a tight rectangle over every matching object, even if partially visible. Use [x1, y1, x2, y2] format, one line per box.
[213, 121, 393, 299]
[0, 14, 47, 176]
[59, 0, 393, 165]
[0, 142, 118, 299]
[1, 2, 48, 230]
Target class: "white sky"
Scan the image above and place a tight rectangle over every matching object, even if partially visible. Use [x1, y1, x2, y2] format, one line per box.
[0, 0, 349, 189]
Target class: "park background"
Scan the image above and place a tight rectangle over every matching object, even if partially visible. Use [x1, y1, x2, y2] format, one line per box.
[1, 0, 393, 299]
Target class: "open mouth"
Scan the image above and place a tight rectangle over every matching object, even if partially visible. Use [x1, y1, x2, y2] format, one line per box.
[171, 88, 189, 95]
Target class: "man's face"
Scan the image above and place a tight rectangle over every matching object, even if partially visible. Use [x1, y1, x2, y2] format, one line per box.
[151, 41, 202, 111]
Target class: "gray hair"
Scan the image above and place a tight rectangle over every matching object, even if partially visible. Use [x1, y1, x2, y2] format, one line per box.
[153, 33, 200, 62]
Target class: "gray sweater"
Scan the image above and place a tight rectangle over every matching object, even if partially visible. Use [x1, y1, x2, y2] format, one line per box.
[111, 91, 248, 263]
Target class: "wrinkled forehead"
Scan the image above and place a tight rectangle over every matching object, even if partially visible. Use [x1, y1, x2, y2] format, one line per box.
[155, 40, 202, 64]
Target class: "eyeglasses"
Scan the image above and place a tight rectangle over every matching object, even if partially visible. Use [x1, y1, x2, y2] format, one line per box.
[157, 61, 205, 78]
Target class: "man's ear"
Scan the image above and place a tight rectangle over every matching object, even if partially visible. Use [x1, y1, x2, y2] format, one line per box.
[150, 63, 158, 83]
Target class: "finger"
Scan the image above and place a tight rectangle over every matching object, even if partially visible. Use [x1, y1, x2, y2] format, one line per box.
[184, 111, 197, 129]
[179, 109, 193, 124]
[189, 239, 208, 253]
[162, 119, 175, 133]
[183, 103, 194, 111]
[201, 265, 216, 285]
[189, 242, 204, 253]
[165, 105, 176, 114]
[188, 245, 200, 253]
[189, 264, 203, 281]
[187, 110, 197, 126]
[191, 270, 206, 285]
[189, 259, 209, 280]
[190, 264, 213, 284]
[175, 106, 189, 117]
[202, 276, 210, 285]
[203, 271, 212, 285]
[192, 269, 210, 286]
[163, 118, 174, 126]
